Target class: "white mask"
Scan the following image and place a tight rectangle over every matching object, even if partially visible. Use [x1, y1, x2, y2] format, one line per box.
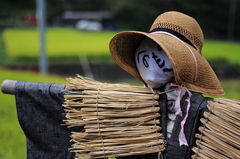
[135, 38, 174, 89]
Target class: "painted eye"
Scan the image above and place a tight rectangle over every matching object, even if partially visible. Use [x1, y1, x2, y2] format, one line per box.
[142, 55, 149, 67]
[137, 50, 146, 63]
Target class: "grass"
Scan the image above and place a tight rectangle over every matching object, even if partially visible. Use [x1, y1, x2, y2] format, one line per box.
[1, 68, 240, 158]
[3, 28, 240, 65]
[202, 40, 240, 66]
[219, 80, 240, 99]
[0, 31, 7, 62]
[3, 28, 118, 63]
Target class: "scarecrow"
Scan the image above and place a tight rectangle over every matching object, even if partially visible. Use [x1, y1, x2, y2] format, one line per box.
[109, 11, 225, 159]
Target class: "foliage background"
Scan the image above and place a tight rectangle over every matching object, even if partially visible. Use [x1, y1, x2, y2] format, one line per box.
[0, 0, 240, 40]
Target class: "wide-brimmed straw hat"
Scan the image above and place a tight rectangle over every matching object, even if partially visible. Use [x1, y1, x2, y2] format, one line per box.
[109, 11, 224, 96]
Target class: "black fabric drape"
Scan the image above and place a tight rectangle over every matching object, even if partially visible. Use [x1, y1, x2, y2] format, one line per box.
[119, 91, 211, 159]
[14, 81, 75, 159]
[163, 91, 211, 159]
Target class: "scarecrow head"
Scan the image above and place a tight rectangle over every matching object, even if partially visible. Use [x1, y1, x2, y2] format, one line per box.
[134, 37, 174, 89]
[109, 11, 224, 96]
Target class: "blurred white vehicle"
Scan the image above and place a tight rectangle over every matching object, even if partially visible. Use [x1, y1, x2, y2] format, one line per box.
[75, 19, 103, 31]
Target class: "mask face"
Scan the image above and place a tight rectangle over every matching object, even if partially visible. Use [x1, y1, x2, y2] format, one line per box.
[135, 38, 174, 89]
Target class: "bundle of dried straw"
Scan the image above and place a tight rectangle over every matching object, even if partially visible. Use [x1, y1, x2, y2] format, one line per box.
[192, 98, 240, 159]
[63, 75, 165, 159]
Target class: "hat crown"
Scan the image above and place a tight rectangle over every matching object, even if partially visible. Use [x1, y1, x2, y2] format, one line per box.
[150, 11, 204, 52]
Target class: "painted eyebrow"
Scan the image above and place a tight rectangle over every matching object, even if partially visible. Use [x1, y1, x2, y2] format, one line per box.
[136, 50, 146, 63]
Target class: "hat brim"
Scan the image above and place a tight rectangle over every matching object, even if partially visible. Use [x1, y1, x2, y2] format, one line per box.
[109, 31, 224, 96]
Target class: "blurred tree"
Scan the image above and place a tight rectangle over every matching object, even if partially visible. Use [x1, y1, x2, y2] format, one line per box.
[0, 0, 239, 40]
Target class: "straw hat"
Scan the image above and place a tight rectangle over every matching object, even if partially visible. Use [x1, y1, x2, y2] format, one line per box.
[109, 11, 224, 96]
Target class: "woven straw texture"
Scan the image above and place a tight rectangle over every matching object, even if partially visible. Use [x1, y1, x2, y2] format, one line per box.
[192, 98, 240, 159]
[63, 75, 165, 159]
[150, 12, 204, 52]
[109, 11, 224, 96]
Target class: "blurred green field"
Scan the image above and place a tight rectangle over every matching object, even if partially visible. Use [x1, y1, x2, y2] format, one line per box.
[203, 40, 240, 66]
[3, 28, 118, 63]
[2, 28, 240, 65]
[1, 68, 240, 158]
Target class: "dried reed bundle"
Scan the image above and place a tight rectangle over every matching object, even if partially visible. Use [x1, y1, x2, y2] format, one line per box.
[192, 98, 240, 159]
[63, 75, 165, 159]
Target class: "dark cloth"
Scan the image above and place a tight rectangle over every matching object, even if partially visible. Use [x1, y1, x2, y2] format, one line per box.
[119, 91, 211, 159]
[14, 81, 75, 159]
[163, 91, 210, 159]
